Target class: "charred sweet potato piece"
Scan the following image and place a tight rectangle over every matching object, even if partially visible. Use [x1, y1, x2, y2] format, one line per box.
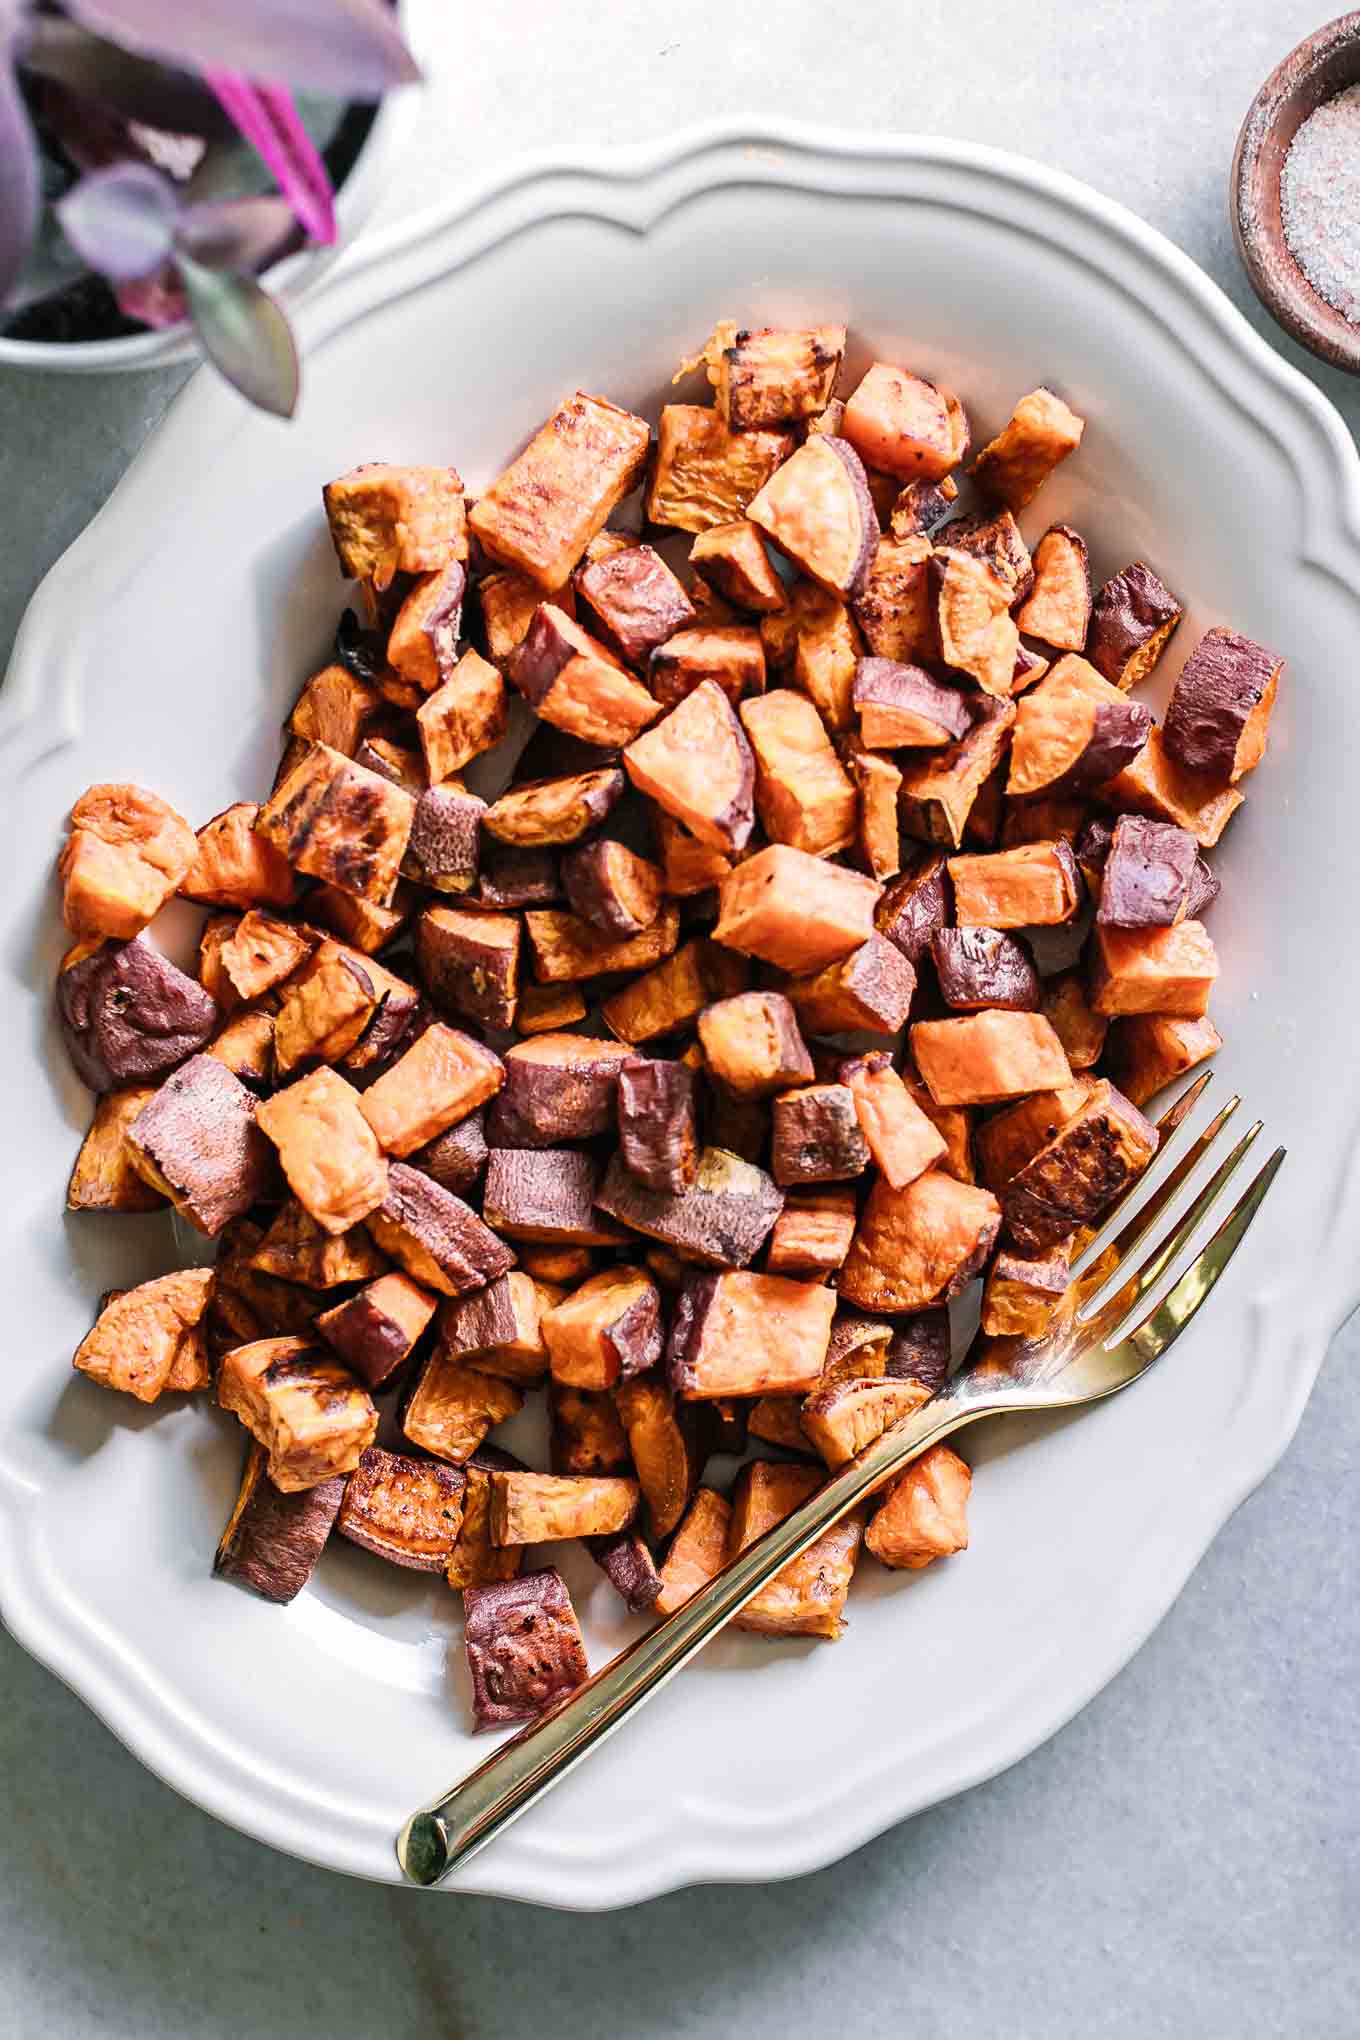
[931, 548, 1019, 698]
[219, 1337, 377, 1491]
[368, 1160, 514, 1295]
[484, 768, 625, 849]
[1014, 525, 1091, 650]
[739, 689, 856, 856]
[617, 1057, 698, 1194]
[932, 927, 1040, 1012]
[898, 697, 1016, 851]
[838, 737, 903, 882]
[764, 1187, 857, 1276]
[943, 507, 1034, 603]
[667, 1270, 834, 1398]
[436, 1272, 548, 1385]
[612, 1373, 704, 1540]
[980, 1244, 1072, 1337]
[490, 1469, 640, 1544]
[509, 604, 660, 749]
[548, 1382, 630, 1478]
[575, 543, 696, 667]
[67, 1086, 165, 1212]
[715, 324, 845, 429]
[524, 903, 681, 985]
[256, 741, 413, 907]
[875, 854, 949, 965]
[884, 1308, 952, 1392]
[324, 464, 465, 588]
[866, 1443, 971, 1569]
[181, 803, 296, 912]
[802, 1375, 933, 1471]
[207, 1218, 325, 1355]
[713, 844, 879, 972]
[417, 904, 520, 1031]
[1100, 727, 1243, 847]
[1163, 627, 1282, 785]
[587, 1529, 663, 1614]
[690, 520, 787, 614]
[336, 1446, 466, 1571]
[698, 990, 813, 1098]
[541, 1266, 662, 1390]
[254, 1067, 386, 1233]
[560, 839, 662, 940]
[912, 1011, 1073, 1108]
[315, 1271, 437, 1391]
[445, 1444, 526, 1589]
[59, 783, 196, 942]
[852, 533, 935, 667]
[1006, 654, 1152, 799]
[74, 1267, 214, 1402]
[124, 1054, 273, 1235]
[214, 911, 313, 1006]
[623, 680, 755, 856]
[840, 1169, 1000, 1312]
[601, 936, 747, 1045]
[852, 657, 970, 749]
[948, 839, 1081, 928]
[463, 1567, 588, 1729]
[403, 1353, 523, 1464]
[648, 404, 794, 533]
[1096, 815, 1197, 928]
[889, 474, 959, 537]
[215, 1443, 343, 1603]
[650, 624, 766, 711]
[786, 933, 917, 1037]
[1088, 561, 1183, 690]
[415, 647, 507, 782]
[271, 942, 377, 1078]
[288, 664, 384, 758]
[973, 1081, 1094, 1194]
[402, 783, 483, 897]
[1089, 919, 1218, 1018]
[249, 1198, 386, 1287]
[747, 435, 879, 602]
[842, 363, 968, 483]
[771, 1084, 869, 1186]
[597, 1144, 783, 1268]
[201, 1011, 277, 1100]
[654, 1489, 731, 1614]
[487, 1033, 631, 1147]
[385, 559, 466, 691]
[1105, 1013, 1223, 1108]
[970, 387, 1084, 511]
[1041, 971, 1108, 1070]
[358, 1023, 504, 1159]
[470, 393, 649, 589]
[1002, 1078, 1157, 1251]
[482, 1148, 625, 1247]
[841, 1052, 947, 1189]
[728, 1460, 863, 1640]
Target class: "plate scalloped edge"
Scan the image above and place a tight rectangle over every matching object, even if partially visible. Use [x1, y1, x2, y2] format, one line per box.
[3, 122, 1360, 1909]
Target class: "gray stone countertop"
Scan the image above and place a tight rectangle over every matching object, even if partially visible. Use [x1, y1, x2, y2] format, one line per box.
[1, 5, 1356, 2034]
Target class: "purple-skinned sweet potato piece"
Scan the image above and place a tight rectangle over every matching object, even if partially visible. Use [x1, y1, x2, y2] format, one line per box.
[410, 1108, 488, 1196]
[746, 435, 880, 600]
[617, 1057, 699, 1193]
[366, 1161, 514, 1297]
[942, 507, 1034, 603]
[931, 927, 1041, 1012]
[1007, 656, 1152, 799]
[473, 841, 559, 910]
[770, 1083, 871, 1186]
[853, 657, 973, 749]
[416, 903, 519, 1031]
[487, 1033, 633, 1147]
[885, 1308, 953, 1392]
[316, 1271, 438, 1390]
[575, 543, 696, 666]
[595, 1146, 784, 1268]
[57, 937, 218, 1093]
[214, 1442, 344, 1604]
[404, 782, 484, 894]
[483, 768, 626, 849]
[386, 559, 467, 690]
[1096, 815, 1198, 928]
[667, 1269, 835, 1398]
[482, 1148, 628, 1246]
[508, 604, 660, 748]
[560, 838, 663, 938]
[785, 932, 916, 1036]
[1162, 627, 1282, 784]
[124, 1052, 274, 1235]
[875, 853, 949, 965]
[586, 1529, 663, 1614]
[462, 1567, 589, 1730]
[1087, 561, 1183, 690]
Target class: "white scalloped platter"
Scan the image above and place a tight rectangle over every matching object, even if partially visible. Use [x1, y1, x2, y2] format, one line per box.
[3, 128, 1360, 1907]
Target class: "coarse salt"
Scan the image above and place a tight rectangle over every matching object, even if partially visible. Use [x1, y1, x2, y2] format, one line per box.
[1281, 83, 1360, 323]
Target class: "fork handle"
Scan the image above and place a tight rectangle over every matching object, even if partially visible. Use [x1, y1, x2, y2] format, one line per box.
[397, 1388, 981, 1886]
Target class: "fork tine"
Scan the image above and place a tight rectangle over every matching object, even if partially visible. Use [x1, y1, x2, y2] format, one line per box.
[1080, 1118, 1263, 1339]
[1076, 1092, 1244, 1294]
[1072, 1072, 1220, 1277]
[1102, 1146, 1286, 1369]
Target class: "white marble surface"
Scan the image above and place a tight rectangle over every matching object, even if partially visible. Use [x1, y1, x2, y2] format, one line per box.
[2, 4, 1357, 2033]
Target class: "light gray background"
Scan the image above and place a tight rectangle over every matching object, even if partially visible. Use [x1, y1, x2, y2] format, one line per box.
[2, 5, 1357, 2035]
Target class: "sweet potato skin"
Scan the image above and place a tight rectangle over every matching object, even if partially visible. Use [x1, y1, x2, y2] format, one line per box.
[486, 1033, 632, 1147]
[1162, 627, 1281, 783]
[596, 1146, 783, 1268]
[575, 543, 696, 666]
[770, 1084, 870, 1186]
[1088, 561, 1182, 690]
[617, 1057, 698, 1193]
[214, 1444, 344, 1603]
[462, 1567, 589, 1729]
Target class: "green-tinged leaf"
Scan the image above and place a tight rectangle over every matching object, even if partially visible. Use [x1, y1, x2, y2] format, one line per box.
[178, 255, 298, 417]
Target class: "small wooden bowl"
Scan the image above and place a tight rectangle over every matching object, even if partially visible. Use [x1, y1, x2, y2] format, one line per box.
[1233, 11, 1360, 374]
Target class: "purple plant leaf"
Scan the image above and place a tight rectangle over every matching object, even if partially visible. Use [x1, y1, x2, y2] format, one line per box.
[55, 161, 180, 282]
[115, 266, 188, 328]
[19, 19, 235, 138]
[203, 73, 334, 245]
[178, 254, 299, 418]
[0, 0, 40, 305]
[175, 195, 296, 275]
[66, 0, 420, 100]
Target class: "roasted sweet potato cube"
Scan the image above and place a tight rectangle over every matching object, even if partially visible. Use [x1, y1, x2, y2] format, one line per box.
[335, 1446, 466, 1572]
[840, 1052, 947, 1189]
[57, 782, 196, 944]
[875, 854, 949, 965]
[1014, 525, 1091, 650]
[931, 547, 1019, 698]
[541, 1266, 662, 1390]
[690, 520, 787, 614]
[901, 1070, 975, 1183]
[948, 839, 1081, 928]
[746, 435, 878, 601]
[385, 559, 467, 691]
[943, 508, 1034, 603]
[256, 1067, 388, 1234]
[511, 985, 584, 1037]
[400, 783, 481, 896]
[1100, 727, 1243, 847]
[970, 387, 1084, 510]
[482, 1148, 625, 1247]
[478, 567, 574, 665]
[587, 1529, 663, 1614]
[980, 1244, 1072, 1337]
[743, 1395, 815, 1453]
[852, 533, 935, 667]
[470, 392, 649, 589]
[271, 942, 376, 1078]
[715, 324, 845, 429]
[898, 697, 1016, 851]
[463, 1567, 588, 1730]
[445, 1445, 526, 1589]
[973, 1081, 1094, 1193]
[549, 1383, 631, 1477]
[489, 1468, 640, 1545]
[650, 624, 766, 711]
[647, 404, 794, 533]
[654, 812, 733, 897]
[74, 1268, 214, 1402]
[180, 802, 297, 912]
[764, 1187, 857, 1275]
[838, 737, 903, 882]
[889, 474, 959, 537]
[1041, 971, 1108, 1070]
[912, 1011, 1072, 1107]
[509, 604, 660, 749]
[417, 903, 520, 1031]
[1001, 797, 1091, 852]
[852, 657, 970, 750]
[353, 733, 425, 791]
[601, 936, 747, 1045]
[219, 1337, 377, 1491]
[435, 1271, 548, 1385]
[785, 933, 916, 1038]
[698, 990, 812, 1098]
[358, 1023, 503, 1158]
[207, 1218, 325, 1355]
[324, 463, 466, 587]
[412, 1110, 490, 1200]
[288, 664, 383, 758]
[612, 1373, 703, 1539]
[932, 927, 1040, 1012]
[524, 904, 680, 985]
[728, 1460, 863, 1640]
[559, 839, 662, 940]
[403, 1353, 523, 1464]
[596, 1145, 783, 1267]
[1006, 655, 1152, 799]
[315, 1271, 437, 1390]
[1105, 1013, 1223, 1108]
[67, 1085, 165, 1212]
[667, 1270, 834, 1398]
[802, 1375, 933, 1471]
[487, 1033, 631, 1148]
[617, 1058, 698, 1194]
[655, 1487, 732, 1614]
[623, 680, 755, 856]
[713, 844, 879, 972]
[213, 911, 313, 1005]
[518, 1244, 595, 1285]
[58, 935, 221, 1094]
[1089, 919, 1218, 1018]
[884, 1308, 952, 1391]
[866, 1443, 971, 1569]
[368, 1160, 514, 1295]
[124, 1054, 273, 1235]
[415, 647, 507, 782]
[214, 1442, 343, 1603]
[842, 362, 968, 483]
[1163, 627, 1282, 785]
[771, 1085, 869, 1187]
[1097, 815, 1198, 929]
[256, 741, 413, 907]
[739, 689, 857, 857]
[840, 1169, 1000, 1311]
[308, 881, 411, 958]
[1088, 561, 1183, 690]
[484, 768, 625, 849]
[779, 582, 863, 729]
[1002, 1078, 1158, 1251]
[574, 543, 696, 667]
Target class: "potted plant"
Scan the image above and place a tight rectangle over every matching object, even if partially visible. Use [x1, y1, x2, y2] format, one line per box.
[0, 0, 422, 413]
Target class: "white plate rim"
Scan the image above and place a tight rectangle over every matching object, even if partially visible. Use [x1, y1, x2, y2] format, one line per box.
[3, 121, 1360, 1908]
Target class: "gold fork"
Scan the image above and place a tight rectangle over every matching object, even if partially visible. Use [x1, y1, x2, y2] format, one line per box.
[397, 1074, 1283, 1886]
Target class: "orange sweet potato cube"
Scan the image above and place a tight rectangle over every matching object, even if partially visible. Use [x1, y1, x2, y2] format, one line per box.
[624, 679, 755, 855]
[739, 689, 857, 857]
[841, 1052, 947, 1189]
[842, 362, 968, 483]
[970, 388, 1084, 512]
[911, 1012, 1073, 1107]
[323, 463, 467, 588]
[647, 405, 794, 533]
[713, 844, 880, 972]
[728, 1460, 863, 1640]
[948, 839, 1082, 928]
[180, 802, 297, 911]
[255, 742, 414, 907]
[469, 393, 650, 589]
[60, 783, 197, 941]
[1089, 920, 1219, 1018]
[697, 990, 813, 1098]
[416, 648, 508, 782]
[256, 1067, 389, 1234]
[359, 1023, 504, 1157]
[839, 1169, 1000, 1312]
[865, 1443, 971, 1568]
[509, 604, 660, 748]
[654, 1487, 733, 1615]
[668, 1271, 835, 1399]
[764, 1187, 857, 1275]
